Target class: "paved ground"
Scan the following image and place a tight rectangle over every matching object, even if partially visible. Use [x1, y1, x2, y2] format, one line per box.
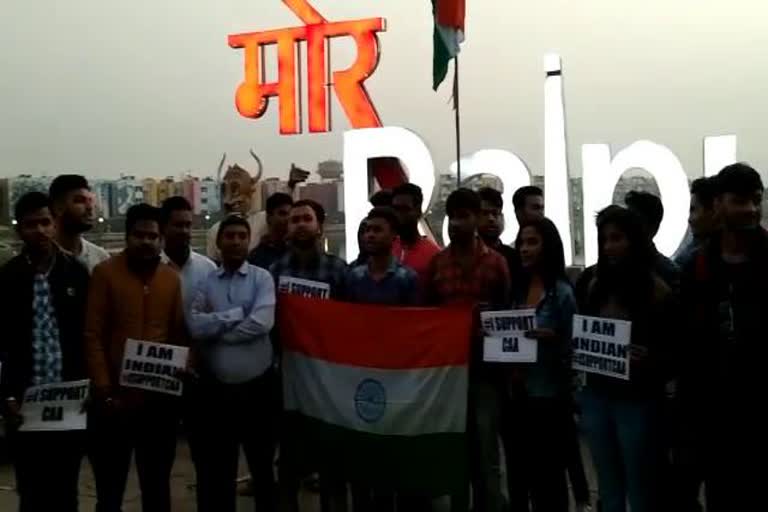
[0, 439, 599, 511]
[0, 440, 325, 511]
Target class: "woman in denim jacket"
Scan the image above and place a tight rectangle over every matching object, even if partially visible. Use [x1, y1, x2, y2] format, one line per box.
[501, 217, 576, 512]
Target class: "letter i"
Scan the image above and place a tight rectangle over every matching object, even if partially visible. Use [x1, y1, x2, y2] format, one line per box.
[544, 53, 573, 265]
[137, 343, 144, 356]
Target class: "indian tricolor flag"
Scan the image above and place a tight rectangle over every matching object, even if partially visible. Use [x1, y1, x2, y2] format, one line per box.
[279, 295, 473, 495]
[432, 0, 466, 91]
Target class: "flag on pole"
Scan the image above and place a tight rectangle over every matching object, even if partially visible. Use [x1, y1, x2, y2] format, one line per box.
[279, 295, 472, 495]
[432, 0, 466, 91]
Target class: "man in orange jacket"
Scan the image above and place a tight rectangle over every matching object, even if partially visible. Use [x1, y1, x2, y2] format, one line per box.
[85, 203, 188, 512]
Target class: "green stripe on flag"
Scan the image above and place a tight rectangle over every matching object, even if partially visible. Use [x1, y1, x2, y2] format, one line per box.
[432, 0, 452, 91]
[282, 412, 468, 496]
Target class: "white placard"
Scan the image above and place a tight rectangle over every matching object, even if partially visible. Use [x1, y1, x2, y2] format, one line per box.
[481, 309, 538, 363]
[278, 276, 331, 299]
[572, 315, 632, 380]
[120, 339, 189, 396]
[20, 379, 89, 432]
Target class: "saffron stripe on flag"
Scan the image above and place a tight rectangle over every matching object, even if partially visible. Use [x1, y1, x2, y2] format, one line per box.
[436, 0, 466, 29]
[278, 295, 472, 369]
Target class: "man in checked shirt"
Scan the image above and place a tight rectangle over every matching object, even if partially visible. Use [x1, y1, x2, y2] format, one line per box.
[426, 188, 511, 512]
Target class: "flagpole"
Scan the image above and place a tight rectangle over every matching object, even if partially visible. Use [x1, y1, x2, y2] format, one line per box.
[454, 56, 462, 189]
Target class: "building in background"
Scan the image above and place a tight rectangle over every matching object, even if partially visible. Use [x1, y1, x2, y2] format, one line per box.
[317, 160, 343, 181]
[157, 177, 176, 205]
[91, 180, 114, 219]
[181, 176, 202, 214]
[299, 182, 343, 213]
[0, 179, 9, 225]
[260, 178, 286, 208]
[142, 178, 159, 207]
[297, 161, 345, 214]
[199, 177, 220, 214]
[112, 175, 144, 216]
[0, 175, 54, 224]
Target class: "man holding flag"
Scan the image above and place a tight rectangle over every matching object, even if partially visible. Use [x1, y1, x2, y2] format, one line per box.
[347, 206, 421, 509]
[427, 188, 511, 512]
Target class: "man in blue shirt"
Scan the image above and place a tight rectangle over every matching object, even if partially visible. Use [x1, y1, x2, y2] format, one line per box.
[347, 207, 418, 306]
[347, 207, 421, 511]
[188, 215, 278, 512]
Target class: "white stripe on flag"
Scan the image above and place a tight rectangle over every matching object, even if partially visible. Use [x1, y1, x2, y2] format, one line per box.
[283, 350, 468, 436]
[436, 25, 464, 57]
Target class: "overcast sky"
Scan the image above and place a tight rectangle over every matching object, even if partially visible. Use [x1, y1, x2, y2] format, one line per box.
[2, 0, 768, 181]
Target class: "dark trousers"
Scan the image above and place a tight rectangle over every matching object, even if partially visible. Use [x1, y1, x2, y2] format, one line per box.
[451, 377, 504, 512]
[699, 402, 762, 512]
[351, 489, 431, 512]
[10, 430, 84, 512]
[566, 411, 591, 506]
[501, 397, 569, 512]
[88, 401, 179, 512]
[187, 370, 278, 512]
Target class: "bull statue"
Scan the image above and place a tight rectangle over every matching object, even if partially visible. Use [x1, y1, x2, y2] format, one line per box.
[206, 149, 310, 260]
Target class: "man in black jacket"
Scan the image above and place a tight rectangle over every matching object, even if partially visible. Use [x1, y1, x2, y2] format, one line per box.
[679, 163, 766, 512]
[0, 191, 90, 512]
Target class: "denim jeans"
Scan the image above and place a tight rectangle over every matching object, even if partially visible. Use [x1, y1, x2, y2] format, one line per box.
[579, 388, 664, 512]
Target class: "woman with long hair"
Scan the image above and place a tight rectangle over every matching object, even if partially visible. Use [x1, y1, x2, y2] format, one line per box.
[501, 217, 576, 512]
[576, 205, 677, 512]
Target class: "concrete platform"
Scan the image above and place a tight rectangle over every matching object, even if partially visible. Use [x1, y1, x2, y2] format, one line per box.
[0, 439, 600, 511]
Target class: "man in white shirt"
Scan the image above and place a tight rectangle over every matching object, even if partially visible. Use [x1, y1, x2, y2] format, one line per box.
[49, 175, 111, 273]
[160, 197, 216, 313]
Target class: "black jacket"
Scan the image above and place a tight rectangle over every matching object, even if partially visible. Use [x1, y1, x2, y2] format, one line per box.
[575, 268, 679, 399]
[0, 252, 90, 403]
[679, 229, 768, 413]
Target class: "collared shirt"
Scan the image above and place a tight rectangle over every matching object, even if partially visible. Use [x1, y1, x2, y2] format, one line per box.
[248, 233, 288, 270]
[346, 257, 419, 305]
[189, 261, 276, 384]
[270, 250, 348, 300]
[31, 267, 63, 385]
[162, 250, 217, 313]
[426, 239, 511, 308]
[392, 236, 441, 284]
[206, 211, 267, 262]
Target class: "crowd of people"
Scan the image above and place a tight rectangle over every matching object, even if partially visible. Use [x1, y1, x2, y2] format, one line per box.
[0, 162, 764, 512]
